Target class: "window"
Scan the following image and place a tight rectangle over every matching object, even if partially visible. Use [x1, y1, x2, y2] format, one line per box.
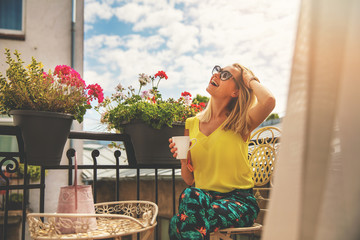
[0, 0, 25, 40]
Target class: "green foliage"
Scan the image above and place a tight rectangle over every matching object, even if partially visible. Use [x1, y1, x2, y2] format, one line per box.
[266, 113, 280, 121]
[9, 193, 23, 203]
[18, 164, 43, 182]
[105, 99, 192, 130]
[193, 94, 209, 104]
[0, 49, 101, 123]
[6, 193, 23, 210]
[98, 72, 208, 131]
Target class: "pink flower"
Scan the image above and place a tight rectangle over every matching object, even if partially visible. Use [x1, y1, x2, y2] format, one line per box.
[141, 90, 154, 99]
[54, 65, 86, 88]
[183, 95, 192, 106]
[87, 83, 104, 103]
[54, 65, 71, 76]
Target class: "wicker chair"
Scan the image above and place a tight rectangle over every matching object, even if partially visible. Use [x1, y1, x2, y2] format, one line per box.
[211, 126, 281, 240]
[27, 200, 158, 240]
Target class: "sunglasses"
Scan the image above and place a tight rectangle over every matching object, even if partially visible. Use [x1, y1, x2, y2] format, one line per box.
[212, 65, 235, 81]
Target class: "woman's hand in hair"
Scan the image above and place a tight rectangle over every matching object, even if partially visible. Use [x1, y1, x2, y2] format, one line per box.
[243, 69, 260, 89]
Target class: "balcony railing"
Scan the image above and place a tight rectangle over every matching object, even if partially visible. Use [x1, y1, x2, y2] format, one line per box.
[0, 125, 181, 240]
[1, 125, 279, 240]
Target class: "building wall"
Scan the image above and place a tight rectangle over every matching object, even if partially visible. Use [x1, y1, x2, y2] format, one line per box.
[0, 0, 84, 215]
[0, 0, 79, 72]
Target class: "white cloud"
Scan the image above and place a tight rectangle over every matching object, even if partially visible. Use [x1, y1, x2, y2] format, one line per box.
[86, 34, 124, 51]
[84, 0, 114, 23]
[84, 69, 115, 95]
[84, 24, 93, 32]
[158, 22, 199, 55]
[113, 2, 184, 31]
[84, 0, 300, 129]
[133, 7, 183, 31]
[124, 35, 165, 51]
[113, 3, 150, 23]
[85, 34, 165, 52]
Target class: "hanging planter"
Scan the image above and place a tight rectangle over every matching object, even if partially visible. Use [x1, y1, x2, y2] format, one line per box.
[123, 120, 185, 166]
[10, 110, 73, 166]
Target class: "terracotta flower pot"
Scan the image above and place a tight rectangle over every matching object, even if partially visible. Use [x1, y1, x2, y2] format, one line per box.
[10, 110, 73, 166]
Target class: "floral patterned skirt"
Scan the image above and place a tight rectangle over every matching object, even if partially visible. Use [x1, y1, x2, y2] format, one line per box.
[169, 187, 259, 240]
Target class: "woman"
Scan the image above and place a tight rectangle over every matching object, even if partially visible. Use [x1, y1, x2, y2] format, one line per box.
[168, 64, 275, 239]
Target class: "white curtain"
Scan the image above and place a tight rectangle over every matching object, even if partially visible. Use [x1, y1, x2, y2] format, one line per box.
[262, 0, 360, 239]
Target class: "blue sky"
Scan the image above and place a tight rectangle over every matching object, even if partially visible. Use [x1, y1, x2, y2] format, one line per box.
[83, 0, 300, 131]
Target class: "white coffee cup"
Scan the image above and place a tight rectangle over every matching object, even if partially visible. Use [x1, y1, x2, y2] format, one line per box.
[172, 136, 197, 159]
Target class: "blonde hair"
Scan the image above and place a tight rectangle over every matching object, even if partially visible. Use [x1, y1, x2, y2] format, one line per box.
[197, 63, 257, 139]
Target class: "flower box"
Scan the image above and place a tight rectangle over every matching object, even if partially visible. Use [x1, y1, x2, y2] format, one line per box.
[124, 120, 185, 166]
[98, 70, 208, 165]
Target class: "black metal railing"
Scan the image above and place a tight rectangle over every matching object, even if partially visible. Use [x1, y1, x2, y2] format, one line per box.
[1, 125, 279, 240]
[0, 125, 181, 240]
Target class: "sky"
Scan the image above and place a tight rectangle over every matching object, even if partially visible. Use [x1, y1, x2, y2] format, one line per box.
[82, 0, 301, 131]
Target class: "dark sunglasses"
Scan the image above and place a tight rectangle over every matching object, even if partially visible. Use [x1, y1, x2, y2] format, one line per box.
[212, 65, 235, 81]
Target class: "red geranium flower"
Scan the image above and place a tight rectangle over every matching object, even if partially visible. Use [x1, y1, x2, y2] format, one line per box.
[154, 70, 168, 80]
[181, 91, 192, 97]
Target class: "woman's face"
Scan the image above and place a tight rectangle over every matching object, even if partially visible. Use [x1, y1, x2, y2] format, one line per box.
[206, 65, 241, 99]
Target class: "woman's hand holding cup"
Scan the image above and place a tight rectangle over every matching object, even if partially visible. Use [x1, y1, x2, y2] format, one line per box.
[169, 136, 197, 160]
[168, 138, 178, 158]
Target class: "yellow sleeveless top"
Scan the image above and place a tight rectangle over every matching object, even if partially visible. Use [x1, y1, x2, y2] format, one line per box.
[185, 117, 254, 193]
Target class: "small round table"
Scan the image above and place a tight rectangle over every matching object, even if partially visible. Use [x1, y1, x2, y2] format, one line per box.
[27, 201, 158, 240]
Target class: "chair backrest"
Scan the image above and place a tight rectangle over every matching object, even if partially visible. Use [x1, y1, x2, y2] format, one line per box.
[248, 126, 281, 187]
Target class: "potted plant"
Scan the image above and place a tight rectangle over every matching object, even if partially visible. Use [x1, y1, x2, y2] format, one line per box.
[0, 49, 104, 166]
[6, 193, 23, 210]
[98, 70, 208, 165]
[18, 164, 43, 182]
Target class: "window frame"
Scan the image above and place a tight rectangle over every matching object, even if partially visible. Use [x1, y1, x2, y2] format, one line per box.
[0, 0, 26, 40]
